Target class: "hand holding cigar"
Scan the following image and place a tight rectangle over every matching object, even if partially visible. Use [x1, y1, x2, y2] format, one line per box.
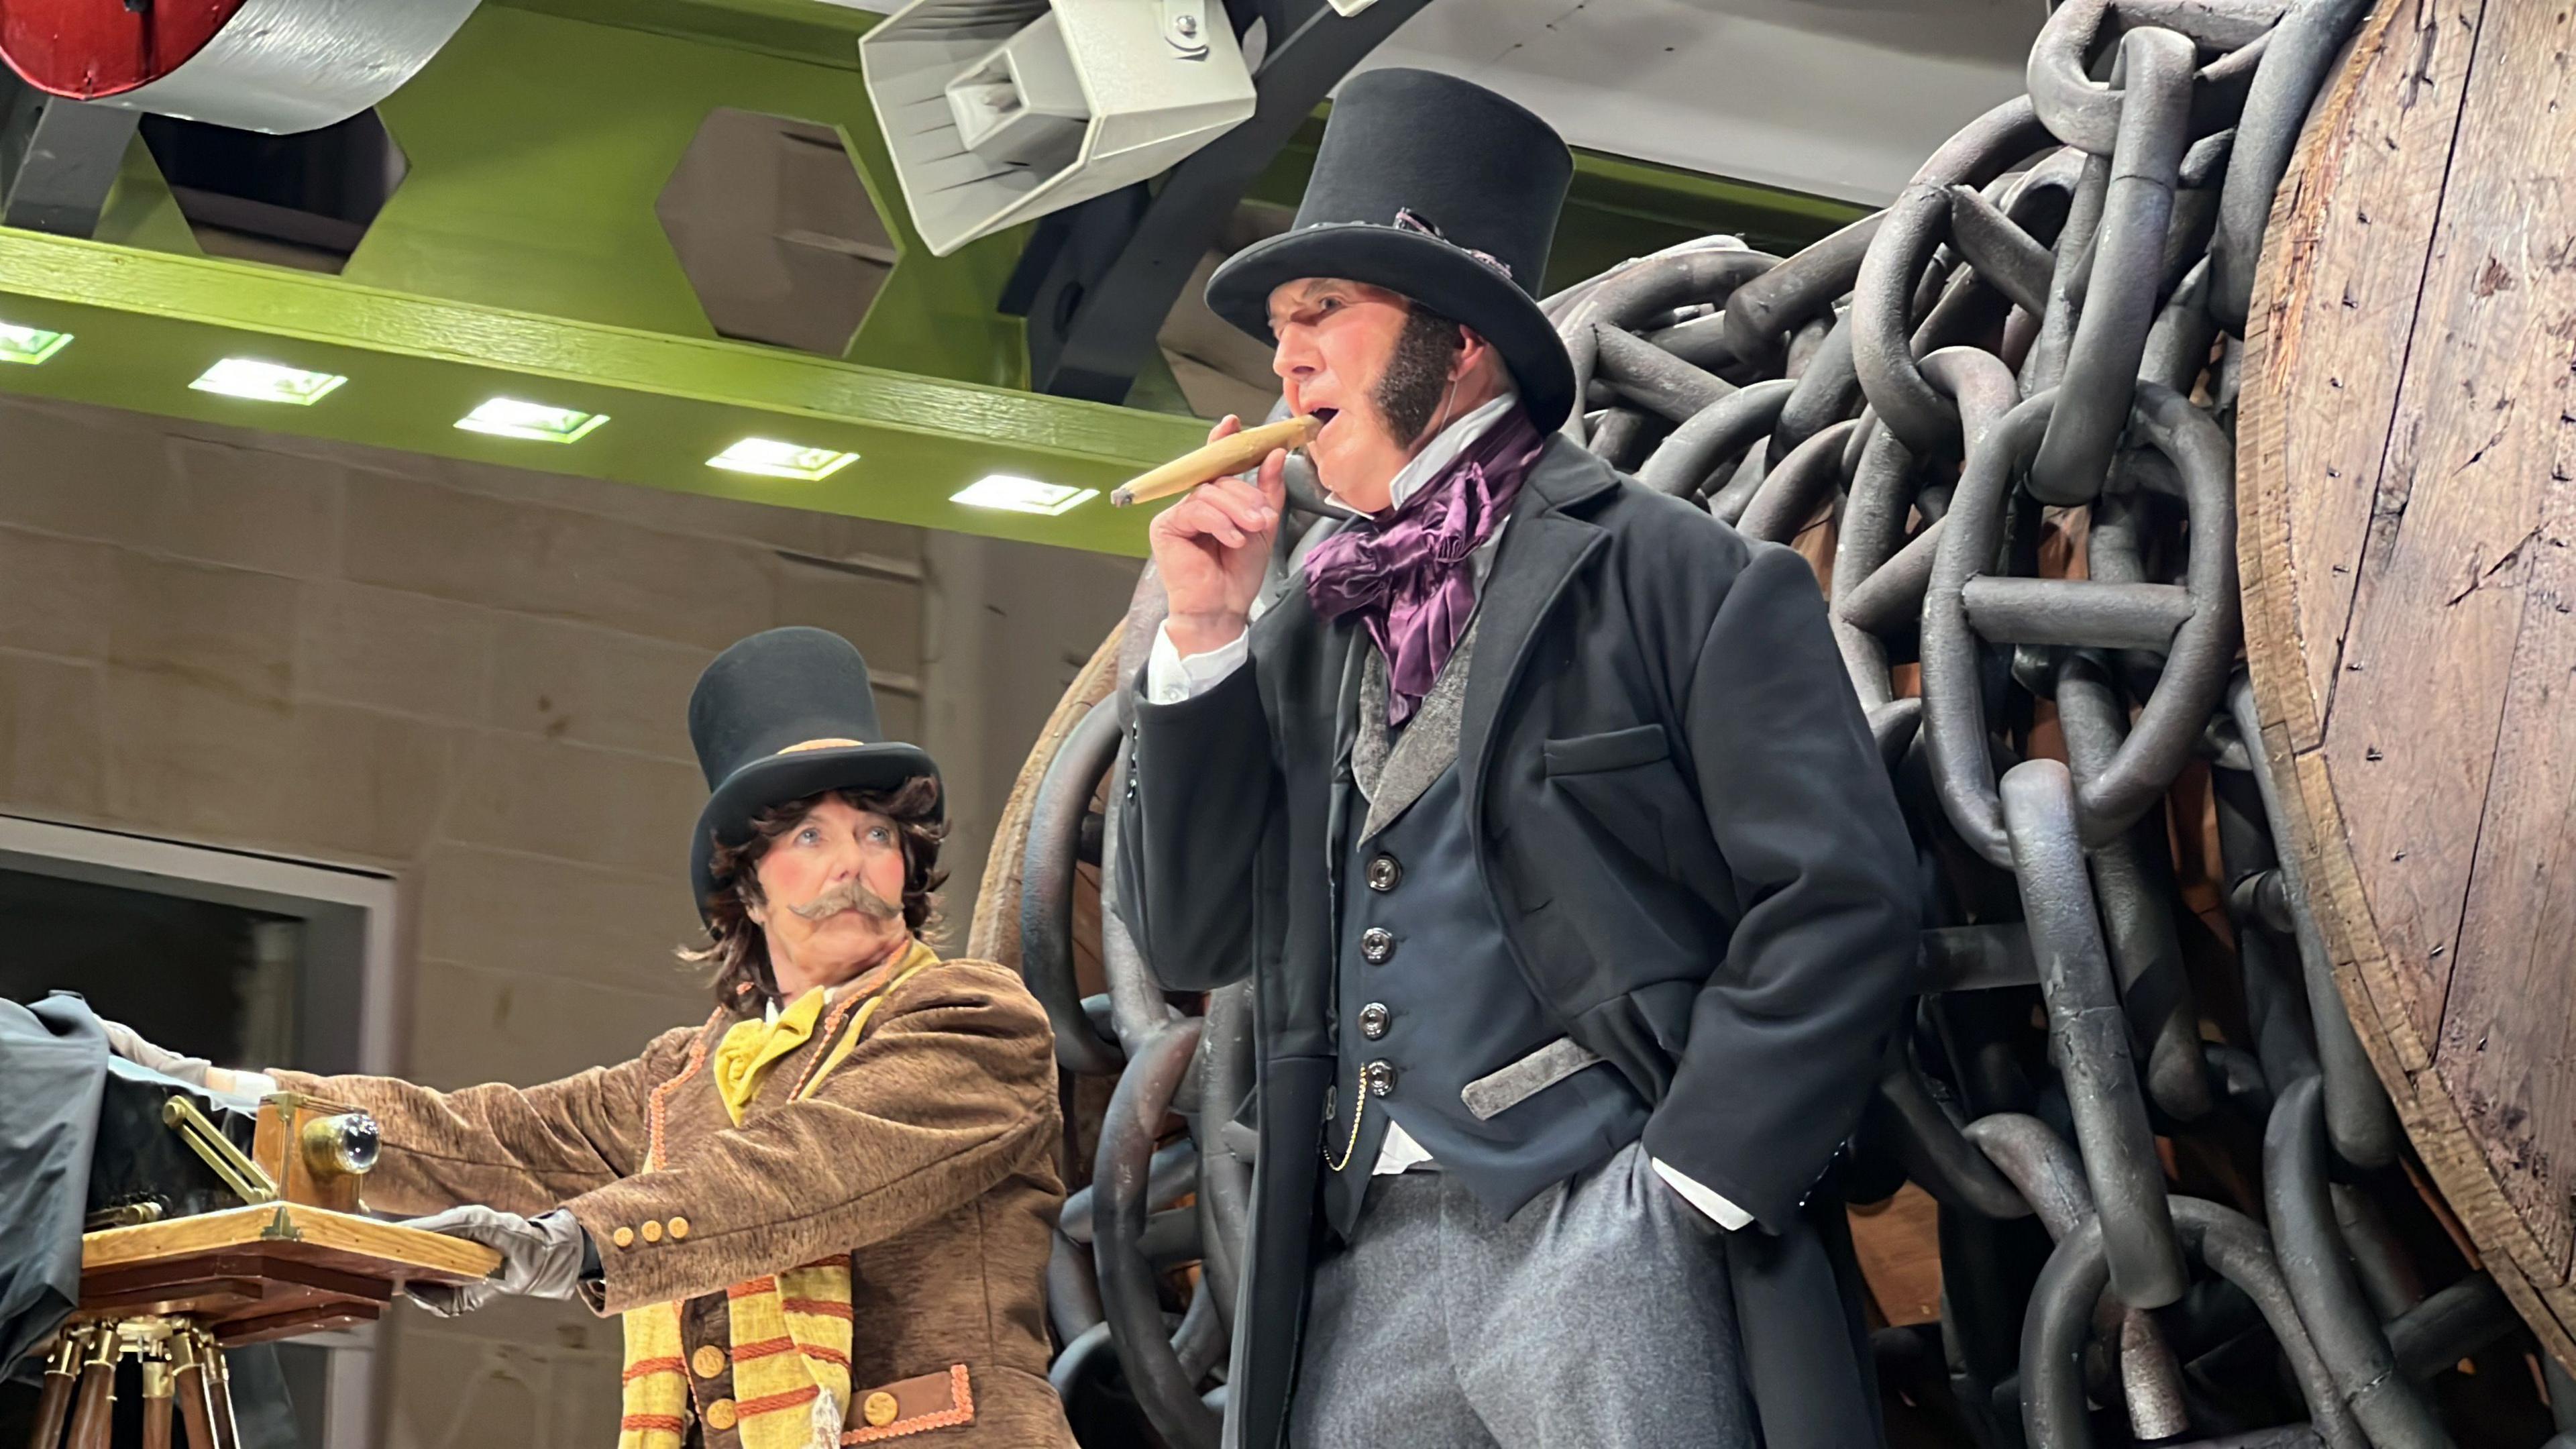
[1142, 415, 1293, 658]
[1112, 414, 1324, 507]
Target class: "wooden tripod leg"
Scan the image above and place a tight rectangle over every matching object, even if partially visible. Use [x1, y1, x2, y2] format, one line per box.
[171, 1332, 219, 1449]
[23, 1332, 85, 1449]
[141, 1357, 175, 1449]
[197, 1332, 240, 1449]
[61, 1328, 118, 1449]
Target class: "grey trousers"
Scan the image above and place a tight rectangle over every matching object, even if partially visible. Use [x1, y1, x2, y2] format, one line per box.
[1287, 1141, 1758, 1449]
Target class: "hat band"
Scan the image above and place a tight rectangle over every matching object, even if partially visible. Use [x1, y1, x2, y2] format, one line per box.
[1393, 207, 1514, 282]
[776, 737, 867, 755]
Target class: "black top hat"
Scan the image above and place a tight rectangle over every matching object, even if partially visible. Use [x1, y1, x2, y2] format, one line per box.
[1204, 69, 1576, 431]
[686, 627, 940, 919]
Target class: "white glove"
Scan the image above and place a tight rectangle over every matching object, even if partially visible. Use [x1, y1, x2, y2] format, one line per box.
[100, 1019, 213, 1088]
[402, 1207, 590, 1318]
[98, 1020, 274, 1098]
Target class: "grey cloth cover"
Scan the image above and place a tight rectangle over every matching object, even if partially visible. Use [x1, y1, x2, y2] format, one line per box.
[0, 994, 107, 1371]
[1, 994, 303, 1449]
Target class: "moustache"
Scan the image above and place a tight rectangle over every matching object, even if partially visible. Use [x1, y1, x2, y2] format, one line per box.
[786, 881, 903, 922]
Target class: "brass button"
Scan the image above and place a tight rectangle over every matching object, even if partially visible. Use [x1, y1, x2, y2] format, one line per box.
[1362, 1060, 1397, 1097]
[1358, 1002, 1391, 1040]
[666, 1217, 690, 1241]
[863, 1391, 901, 1428]
[639, 1220, 663, 1244]
[1360, 926, 1396, 965]
[610, 1227, 635, 1249]
[692, 1345, 726, 1379]
[1365, 854, 1403, 892]
[703, 1398, 738, 1432]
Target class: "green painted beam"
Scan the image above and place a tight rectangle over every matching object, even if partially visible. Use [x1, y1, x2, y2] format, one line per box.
[351, 5, 1033, 389]
[0, 0, 1870, 566]
[0, 231, 1201, 554]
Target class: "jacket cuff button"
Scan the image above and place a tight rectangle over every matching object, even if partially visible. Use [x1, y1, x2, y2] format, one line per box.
[640, 1220, 663, 1244]
[667, 1217, 690, 1240]
[610, 1227, 635, 1249]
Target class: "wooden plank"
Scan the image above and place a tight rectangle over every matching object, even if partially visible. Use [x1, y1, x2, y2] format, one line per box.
[1847, 1184, 1941, 1328]
[83, 1204, 500, 1283]
[2403, 0, 2576, 1287]
[964, 625, 1120, 965]
[2314, 0, 2537, 1052]
[2239, 0, 2488, 752]
[2240, 0, 2576, 1369]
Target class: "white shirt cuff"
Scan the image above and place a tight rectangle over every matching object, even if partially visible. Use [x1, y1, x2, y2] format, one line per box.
[1144, 621, 1250, 705]
[1652, 1157, 1754, 1231]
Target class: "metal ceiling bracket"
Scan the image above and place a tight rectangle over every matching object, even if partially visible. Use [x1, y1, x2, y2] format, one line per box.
[0, 76, 142, 239]
[1165, 0, 1212, 57]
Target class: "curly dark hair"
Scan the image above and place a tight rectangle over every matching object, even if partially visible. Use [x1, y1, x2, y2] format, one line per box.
[680, 774, 947, 1011]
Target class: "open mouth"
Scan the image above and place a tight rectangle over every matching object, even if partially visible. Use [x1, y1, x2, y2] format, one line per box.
[1309, 407, 1340, 437]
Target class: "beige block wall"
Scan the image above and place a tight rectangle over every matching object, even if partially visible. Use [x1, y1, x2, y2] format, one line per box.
[0, 394, 1139, 1449]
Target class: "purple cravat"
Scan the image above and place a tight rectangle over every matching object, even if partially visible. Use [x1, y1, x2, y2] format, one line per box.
[1303, 407, 1546, 726]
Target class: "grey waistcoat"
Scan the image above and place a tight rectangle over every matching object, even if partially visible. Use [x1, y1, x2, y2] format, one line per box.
[1322, 625, 1648, 1236]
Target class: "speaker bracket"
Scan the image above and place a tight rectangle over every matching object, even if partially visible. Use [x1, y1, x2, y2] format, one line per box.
[1163, 0, 1210, 56]
[1003, 0, 1433, 407]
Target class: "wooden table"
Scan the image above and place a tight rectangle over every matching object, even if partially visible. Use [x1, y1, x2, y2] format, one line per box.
[25, 1206, 500, 1449]
[2240, 0, 2576, 1371]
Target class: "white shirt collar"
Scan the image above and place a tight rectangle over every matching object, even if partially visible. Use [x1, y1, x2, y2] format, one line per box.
[1383, 392, 1521, 515]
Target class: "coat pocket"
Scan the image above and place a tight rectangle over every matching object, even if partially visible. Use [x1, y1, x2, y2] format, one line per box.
[1540, 724, 1719, 884]
[1541, 722, 1671, 776]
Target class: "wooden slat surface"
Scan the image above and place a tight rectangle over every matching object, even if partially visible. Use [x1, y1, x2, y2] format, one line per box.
[2240, 0, 2576, 1365]
[83, 1203, 502, 1283]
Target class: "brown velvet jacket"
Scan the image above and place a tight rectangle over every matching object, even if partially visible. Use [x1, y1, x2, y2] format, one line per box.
[273, 956, 1073, 1448]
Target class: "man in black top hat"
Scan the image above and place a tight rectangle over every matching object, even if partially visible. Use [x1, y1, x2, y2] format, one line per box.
[1116, 69, 1921, 1449]
[102, 629, 1077, 1448]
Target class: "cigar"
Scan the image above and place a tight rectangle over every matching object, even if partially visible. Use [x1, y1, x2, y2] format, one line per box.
[1110, 415, 1324, 508]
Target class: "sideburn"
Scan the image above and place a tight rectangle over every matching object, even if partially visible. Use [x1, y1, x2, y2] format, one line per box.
[1372, 305, 1466, 449]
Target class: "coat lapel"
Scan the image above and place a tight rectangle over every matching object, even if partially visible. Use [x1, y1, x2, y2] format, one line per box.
[1354, 619, 1479, 843]
[1460, 438, 1621, 835]
[1251, 547, 1364, 897]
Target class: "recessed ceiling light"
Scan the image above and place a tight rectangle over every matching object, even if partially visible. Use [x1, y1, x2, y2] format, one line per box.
[707, 438, 859, 481]
[0, 323, 71, 365]
[455, 397, 610, 443]
[190, 358, 347, 406]
[950, 475, 1099, 517]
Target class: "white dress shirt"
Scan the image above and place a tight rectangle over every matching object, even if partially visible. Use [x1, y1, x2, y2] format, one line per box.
[1142, 398, 1753, 1232]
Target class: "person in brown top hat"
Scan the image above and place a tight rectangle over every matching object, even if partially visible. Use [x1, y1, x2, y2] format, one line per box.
[101, 627, 1076, 1449]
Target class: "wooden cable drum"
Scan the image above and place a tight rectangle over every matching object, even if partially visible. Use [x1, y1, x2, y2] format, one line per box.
[2241, 0, 2576, 1368]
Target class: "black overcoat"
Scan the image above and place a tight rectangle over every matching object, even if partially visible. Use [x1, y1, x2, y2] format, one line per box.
[1116, 435, 1923, 1449]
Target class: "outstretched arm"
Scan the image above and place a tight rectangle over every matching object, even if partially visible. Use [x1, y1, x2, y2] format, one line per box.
[270, 1026, 702, 1218]
[561, 962, 1059, 1313]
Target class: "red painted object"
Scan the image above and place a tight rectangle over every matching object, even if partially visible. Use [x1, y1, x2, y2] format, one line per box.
[0, 0, 250, 100]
